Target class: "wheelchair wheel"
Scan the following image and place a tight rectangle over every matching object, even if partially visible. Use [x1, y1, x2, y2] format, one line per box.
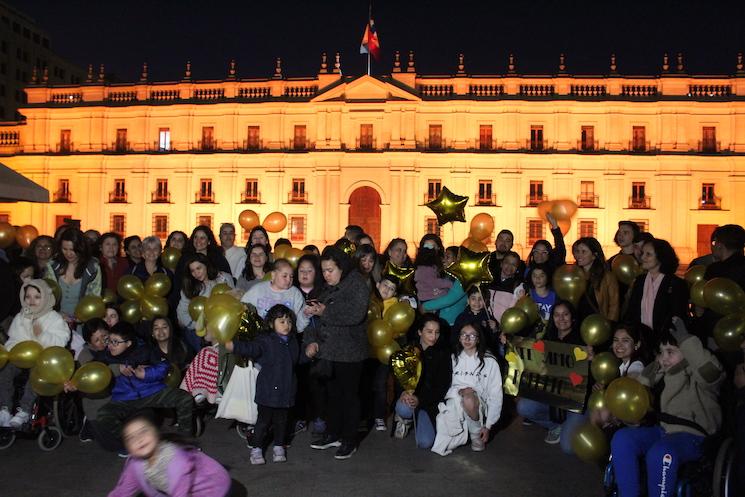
[712, 437, 734, 497]
[37, 426, 63, 451]
[53, 395, 83, 437]
[0, 429, 16, 450]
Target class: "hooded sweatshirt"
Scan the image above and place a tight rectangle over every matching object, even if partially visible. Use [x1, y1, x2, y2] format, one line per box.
[5, 279, 70, 350]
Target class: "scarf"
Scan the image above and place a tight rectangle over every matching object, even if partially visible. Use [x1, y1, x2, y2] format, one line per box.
[20, 278, 56, 321]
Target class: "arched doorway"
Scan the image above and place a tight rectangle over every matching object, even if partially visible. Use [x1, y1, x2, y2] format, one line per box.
[348, 186, 381, 250]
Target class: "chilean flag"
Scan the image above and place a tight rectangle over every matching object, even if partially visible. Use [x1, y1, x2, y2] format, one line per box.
[360, 19, 381, 61]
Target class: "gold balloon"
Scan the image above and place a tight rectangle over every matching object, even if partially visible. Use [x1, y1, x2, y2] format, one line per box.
[444, 247, 493, 291]
[74, 295, 106, 322]
[273, 244, 290, 260]
[552, 264, 587, 306]
[102, 288, 117, 304]
[605, 376, 650, 424]
[690, 280, 707, 308]
[263, 211, 288, 233]
[117, 275, 145, 301]
[611, 254, 642, 286]
[383, 302, 415, 336]
[461, 237, 488, 253]
[161, 247, 181, 271]
[571, 422, 609, 464]
[188, 295, 209, 322]
[587, 389, 606, 412]
[15, 225, 39, 249]
[29, 367, 64, 397]
[580, 313, 612, 346]
[206, 293, 243, 316]
[375, 341, 401, 365]
[71, 361, 112, 394]
[515, 296, 539, 325]
[712, 312, 745, 352]
[238, 209, 260, 231]
[205, 304, 242, 343]
[425, 186, 469, 225]
[210, 283, 232, 297]
[0, 222, 16, 249]
[367, 319, 394, 348]
[334, 238, 357, 256]
[36, 346, 75, 384]
[141, 295, 168, 320]
[383, 261, 417, 296]
[703, 277, 745, 316]
[557, 218, 572, 236]
[500, 307, 528, 335]
[469, 213, 495, 241]
[120, 299, 143, 324]
[390, 345, 422, 392]
[684, 264, 707, 286]
[145, 273, 172, 298]
[590, 352, 620, 385]
[0, 345, 8, 369]
[44, 278, 61, 305]
[10, 340, 43, 368]
[550, 199, 578, 221]
[285, 247, 304, 268]
[165, 363, 182, 389]
[367, 299, 383, 321]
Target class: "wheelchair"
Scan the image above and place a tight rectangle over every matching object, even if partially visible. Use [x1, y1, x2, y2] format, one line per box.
[602, 433, 736, 497]
[0, 390, 82, 451]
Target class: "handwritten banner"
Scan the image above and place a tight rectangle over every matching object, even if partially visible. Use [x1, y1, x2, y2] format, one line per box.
[503, 337, 589, 412]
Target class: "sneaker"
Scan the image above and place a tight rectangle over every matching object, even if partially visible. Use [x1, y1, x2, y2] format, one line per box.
[79, 417, 94, 443]
[374, 418, 386, 431]
[117, 450, 128, 458]
[272, 445, 287, 463]
[544, 426, 562, 445]
[249, 447, 266, 465]
[470, 431, 485, 452]
[293, 420, 307, 435]
[334, 442, 357, 460]
[393, 415, 412, 440]
[311, 418, 326, 434]
[8, 409, 29, 429]
[193, 393, 206, 405]
[310, 434, 341, 450]
[0, 407, 11, 428]
[521, 419, 534, 426]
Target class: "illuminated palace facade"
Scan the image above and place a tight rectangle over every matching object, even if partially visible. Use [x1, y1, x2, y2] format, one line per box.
[1, 51, 745, 261]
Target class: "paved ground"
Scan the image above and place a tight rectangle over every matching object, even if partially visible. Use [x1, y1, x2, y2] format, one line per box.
[2, 405, 605, 497]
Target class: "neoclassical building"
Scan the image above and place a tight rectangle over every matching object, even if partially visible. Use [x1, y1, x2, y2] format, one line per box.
[1, 51, 745, 261]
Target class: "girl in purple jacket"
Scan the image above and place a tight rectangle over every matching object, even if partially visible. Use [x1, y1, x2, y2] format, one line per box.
[108, 413, 231, 497]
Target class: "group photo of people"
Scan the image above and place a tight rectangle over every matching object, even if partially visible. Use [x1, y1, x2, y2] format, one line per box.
[0, 198, 742, 497]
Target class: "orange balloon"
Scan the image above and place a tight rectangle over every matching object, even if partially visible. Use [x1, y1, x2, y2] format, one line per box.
[557, 219, 572, 236]
[263, 212, 287, 233]
[238, 210, 260, 231]
[470, 213, 495, 242]
[551, 199, 578, 220]
[0, 222, 16, 249]
[536, 200, 553, 222]
[15, 225, 39, 249]
[461, 237, 488, 253]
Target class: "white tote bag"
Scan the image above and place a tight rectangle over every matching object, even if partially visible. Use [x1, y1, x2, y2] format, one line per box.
[215, 361, 258, 425]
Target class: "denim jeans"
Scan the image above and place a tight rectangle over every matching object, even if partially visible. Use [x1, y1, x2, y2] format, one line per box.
[394, 399, 436, 449]
[517, 397, 587, 455]
[0, 363, 36, 412]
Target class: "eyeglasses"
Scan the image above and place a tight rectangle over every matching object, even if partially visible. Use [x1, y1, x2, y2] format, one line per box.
[459, 333, 478, 341]
[106, 338, 129, 346]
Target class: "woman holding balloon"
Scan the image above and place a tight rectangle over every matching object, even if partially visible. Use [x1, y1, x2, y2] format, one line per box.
[525, 213, 566, 274]
[571, 237, 619, 323]
[0, 279, 71, 429]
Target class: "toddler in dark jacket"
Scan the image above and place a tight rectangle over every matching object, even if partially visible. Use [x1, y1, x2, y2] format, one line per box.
[225, 304, 315, 465]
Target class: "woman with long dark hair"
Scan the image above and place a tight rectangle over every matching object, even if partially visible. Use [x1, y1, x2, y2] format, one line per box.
[99, 232, 130, 293]
[237, 244, 273, 292]
[352, 243, 380, 288]
[571, 237, 619, 323]
[25, 235, 55, 278]
[414, 234, 452, 303]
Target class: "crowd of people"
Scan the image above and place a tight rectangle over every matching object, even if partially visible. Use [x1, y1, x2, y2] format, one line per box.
[0, 217, 743, 497]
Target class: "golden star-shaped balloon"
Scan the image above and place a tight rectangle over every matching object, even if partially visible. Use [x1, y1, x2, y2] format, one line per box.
[425, 186, 469, 226]
[445, 246, 493, 291]
[384, 261, 416, 296]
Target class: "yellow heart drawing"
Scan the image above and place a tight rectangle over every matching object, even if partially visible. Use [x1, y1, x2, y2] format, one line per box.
[573, 347, 588, 361]
[505, 352, 518, 363]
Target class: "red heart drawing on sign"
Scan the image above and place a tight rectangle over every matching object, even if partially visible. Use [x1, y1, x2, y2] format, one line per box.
[568, 372, 583, 387]
[532, 341, 545, 353]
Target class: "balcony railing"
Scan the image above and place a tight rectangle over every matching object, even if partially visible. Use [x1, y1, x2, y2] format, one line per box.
[242, 139, 263, 151]
[54, 190, 72, 203]
[151, 191, 171, 203]
[109, 141, 131, 153]
[109, 191, 128, 203]
[475, 193, 497, 206]
[151, 141, 173, 152]
[355, 137, 376, 150]
[197, 140, 216, 152]
[240, 191, 261, 203]
[195, 191, 215, 203]
[577, 194, 599, 208]
[699, 196, 722, 210]
[421, 138, 446, 151]
[526, 139, 548, 151]
[424, 193, 441, 204]
[628, 140, 652, 152]
[527, 194, 548, 207]
[577, 139, 599, 152]
[475, 139, 497, 151]
[55, 142, 73, 153]
[289, 139, 314, 151]
[288, 191, 308, 203]
[628, 196, 651, 209]
[698, 140, 721, 153]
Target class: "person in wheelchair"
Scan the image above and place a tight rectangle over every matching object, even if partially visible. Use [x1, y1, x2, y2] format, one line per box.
[0, 279, 71, 429]
[95, 323, 194, 454]
[610, 316, 725, 497]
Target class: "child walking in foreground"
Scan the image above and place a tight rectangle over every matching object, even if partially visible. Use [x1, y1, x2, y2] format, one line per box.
[224, 304, 315, 464]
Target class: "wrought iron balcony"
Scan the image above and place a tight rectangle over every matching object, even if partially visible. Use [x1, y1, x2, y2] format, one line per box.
[475, 193, 497, 206]
[288, 191, 308, 203]
[151, 191, 171, 203]
[526, 194, 548, 207]
[628, 196, 651, 209]
[698, 140, 721, 153]
[577, 139, 599, 152]
[242, 139, 263, 151]
[53, 189, 72, 203]
[108, 191, 128, 203]
[699, 196, 722, 210]
[240, 191, 261, 204]
[195, 191, 215, 203]
[578, 194, 599, 208]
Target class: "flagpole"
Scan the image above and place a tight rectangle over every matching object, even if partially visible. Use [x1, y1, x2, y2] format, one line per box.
[367, 1, 372, 75]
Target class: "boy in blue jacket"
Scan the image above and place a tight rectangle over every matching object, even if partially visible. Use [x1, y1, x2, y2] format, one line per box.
[96, 323, 194, 453]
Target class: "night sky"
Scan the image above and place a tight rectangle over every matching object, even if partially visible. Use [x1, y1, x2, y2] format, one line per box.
[8, 0, 745, 82]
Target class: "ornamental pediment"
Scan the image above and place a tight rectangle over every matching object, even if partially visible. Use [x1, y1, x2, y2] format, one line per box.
[311, 75, 420, 102]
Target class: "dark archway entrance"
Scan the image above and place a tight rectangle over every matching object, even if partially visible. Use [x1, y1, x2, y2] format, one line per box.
[348, 186, 381, 250]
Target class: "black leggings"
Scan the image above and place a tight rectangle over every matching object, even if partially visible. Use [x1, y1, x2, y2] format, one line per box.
[326, 361, 363, 444]
[251, 405, 288, 448]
